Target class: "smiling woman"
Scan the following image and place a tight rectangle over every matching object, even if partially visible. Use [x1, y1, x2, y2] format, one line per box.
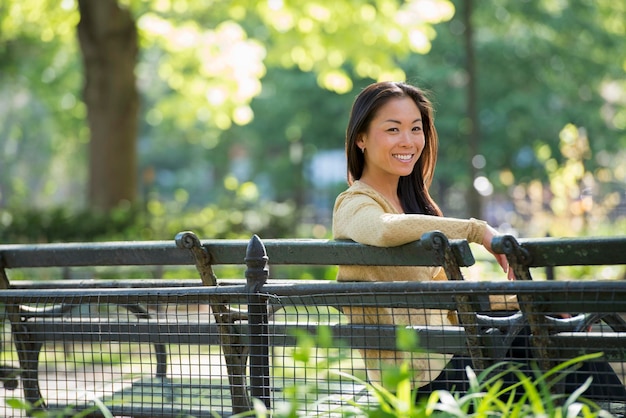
[331, 81, 626, 402]
[332, 81, 513, 391]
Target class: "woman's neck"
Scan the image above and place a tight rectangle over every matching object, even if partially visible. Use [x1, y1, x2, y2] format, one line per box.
[358, 177, 403, 213]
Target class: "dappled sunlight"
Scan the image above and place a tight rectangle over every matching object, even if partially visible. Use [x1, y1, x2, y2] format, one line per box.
[137, 14, 265, 130]
[254, 0, 453, 90]
[1, 0, 625, 240]
[509, 123, 624, 237]
[317, 70, 353, 95]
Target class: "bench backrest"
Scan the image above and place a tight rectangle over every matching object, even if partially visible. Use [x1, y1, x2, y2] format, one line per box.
[491, 235, 626, 270]
[0, 230, 475, 289]
[0, 231, 474, 269]
[490, 234, 626, 373]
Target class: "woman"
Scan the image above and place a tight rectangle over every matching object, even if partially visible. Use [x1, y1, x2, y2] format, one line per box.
[332, 81, 625, 400]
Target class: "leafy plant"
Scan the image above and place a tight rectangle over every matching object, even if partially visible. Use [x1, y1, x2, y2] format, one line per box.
[6, 329, 619, 418]
[237, 327, 619, 418]
[6, 396, 113, 418]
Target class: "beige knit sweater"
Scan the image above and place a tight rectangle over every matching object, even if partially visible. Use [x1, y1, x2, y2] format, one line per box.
[332, 181, 489, 389]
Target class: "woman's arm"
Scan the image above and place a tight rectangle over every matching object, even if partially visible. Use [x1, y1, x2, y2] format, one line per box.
[333, 191, 514, 280]
[333, 192, 487, 246]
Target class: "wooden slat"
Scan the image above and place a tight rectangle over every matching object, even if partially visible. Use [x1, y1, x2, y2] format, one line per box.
[24, 319, 467, 354]
[518, 236, 626, 267]
[268, 323, 468, 353]
[0, 240, 233, 268]
[545, 332, 626, 361]
[24, 319, 223, 345]
[255, 238, 475, 267]
[3, 280, 626, 308]
[0, 238, 474, 268]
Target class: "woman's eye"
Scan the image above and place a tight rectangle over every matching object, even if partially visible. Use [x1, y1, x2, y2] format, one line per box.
[412, 126, 422, 132]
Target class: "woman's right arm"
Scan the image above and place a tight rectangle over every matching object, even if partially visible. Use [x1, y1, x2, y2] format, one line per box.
[333, 191, 514, 279]
[333, 193, 487, 247]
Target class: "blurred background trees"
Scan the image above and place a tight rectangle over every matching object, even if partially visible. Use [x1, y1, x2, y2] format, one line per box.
[0, 0, 624, 243]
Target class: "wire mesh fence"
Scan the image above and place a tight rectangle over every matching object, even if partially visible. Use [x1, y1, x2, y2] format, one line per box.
[1, 281, 625, 417]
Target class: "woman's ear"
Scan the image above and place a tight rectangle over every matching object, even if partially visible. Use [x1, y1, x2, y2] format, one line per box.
[356, 134, 366, 150]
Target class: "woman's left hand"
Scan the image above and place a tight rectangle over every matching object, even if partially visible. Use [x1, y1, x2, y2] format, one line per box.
[482, 225, 516, 280]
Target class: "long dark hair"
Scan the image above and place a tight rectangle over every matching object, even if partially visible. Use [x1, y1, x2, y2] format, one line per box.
[345, 81, 442, 216]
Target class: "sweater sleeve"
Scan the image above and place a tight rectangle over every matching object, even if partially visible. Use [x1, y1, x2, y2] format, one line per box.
[333, 189, 488, 247]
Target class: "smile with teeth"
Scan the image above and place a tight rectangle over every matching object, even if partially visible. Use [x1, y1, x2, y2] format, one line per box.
[393, 154, 413, 161]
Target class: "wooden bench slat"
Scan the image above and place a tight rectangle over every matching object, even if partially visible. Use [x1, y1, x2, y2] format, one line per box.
[254, 239, 475, 267]
[517, 236, 625, 267]
[23, 320, 223, 345]
[0, 241, 199, 268]
[4, 280, 626, 309]
[0, 238, 474, 269]
[269, 323, 467, 353]
[9, 279, 206, 289]
[23, 319, 468, 354]
[545, 332, 626, 361]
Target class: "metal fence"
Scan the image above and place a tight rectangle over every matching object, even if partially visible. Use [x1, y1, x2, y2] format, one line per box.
[1, 280, 626, 417]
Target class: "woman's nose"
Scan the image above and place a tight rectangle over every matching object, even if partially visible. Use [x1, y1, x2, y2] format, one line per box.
[399, 131, 412, 145]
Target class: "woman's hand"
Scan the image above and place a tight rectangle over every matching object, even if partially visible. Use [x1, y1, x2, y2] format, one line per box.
[482, 225, 516, 280]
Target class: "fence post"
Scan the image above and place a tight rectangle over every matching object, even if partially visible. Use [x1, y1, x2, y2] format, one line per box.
[245, 234, 271, 409]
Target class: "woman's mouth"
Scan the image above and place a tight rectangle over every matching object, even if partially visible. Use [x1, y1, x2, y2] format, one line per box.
[393, 153, 413, 162]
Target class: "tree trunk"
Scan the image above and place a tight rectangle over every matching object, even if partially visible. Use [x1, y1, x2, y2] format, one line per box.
[463, 0, 482, 218]
[77, 0, 138, 211]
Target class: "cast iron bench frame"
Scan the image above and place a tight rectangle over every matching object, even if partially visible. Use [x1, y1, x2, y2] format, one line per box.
[1, 232, 625, 417]
[0, 230, 479, 417]
[491, 235, 626, 370]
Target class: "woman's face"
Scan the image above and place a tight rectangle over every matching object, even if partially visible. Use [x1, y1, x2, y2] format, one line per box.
[357, 96, 425, 183]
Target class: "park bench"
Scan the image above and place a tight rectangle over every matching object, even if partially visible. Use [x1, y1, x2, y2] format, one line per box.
[0, 232, 624, 417]
[0, 230, 478, 417]
[490, 235, 626, 389]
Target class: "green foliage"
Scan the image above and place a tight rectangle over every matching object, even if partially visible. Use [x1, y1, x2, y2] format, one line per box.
[0, 205, 143, 243]
[466, 0, 626, 184]
[1, 0, 454, 213]
[240, 329, 617, 418]
[4, 324, 618, 418]
[289, 325, 349, 370]
[1, 0, 625, 235]
[0, 180, 306, 243]
[395, 0, 626, 225]
[6, 397, 113, 418]
[508, 123, 625, 238]
[0, 1, 86, 210]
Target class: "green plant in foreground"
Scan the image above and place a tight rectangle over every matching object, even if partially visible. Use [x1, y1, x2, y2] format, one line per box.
[318, 354, 614, 418]
[6, 393, 114, 418]
[426, 353, 615, 418]
[238, 327, 618, 418]
[6, 328, 619, 418]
